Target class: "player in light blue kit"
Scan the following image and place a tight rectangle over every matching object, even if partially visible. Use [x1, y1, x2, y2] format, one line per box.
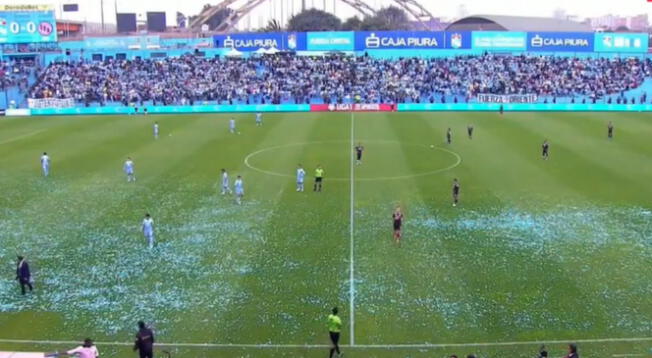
[142, 213, 155, 249]
[229, 118, 236, 133]
[123, 157, 136, 182]
[255, 112, 263, 126]
[296, 164, 306, 192]
[221, 169, 232, 195]
[153, 122, 159, 139]
[40, 152, 50, 177]
[234, 175, 244, 205]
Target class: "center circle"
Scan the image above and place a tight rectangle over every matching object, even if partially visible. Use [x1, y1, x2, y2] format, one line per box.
[244, 140, 462, 181]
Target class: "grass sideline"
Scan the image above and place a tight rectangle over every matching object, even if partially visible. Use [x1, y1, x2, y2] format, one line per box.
[0, 112, 651, 357]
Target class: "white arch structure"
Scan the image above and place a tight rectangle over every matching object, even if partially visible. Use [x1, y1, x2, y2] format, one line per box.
[190, 0, 435, 32]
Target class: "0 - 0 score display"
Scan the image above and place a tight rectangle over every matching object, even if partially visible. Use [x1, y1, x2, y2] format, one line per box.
[0, 5, 57, 44]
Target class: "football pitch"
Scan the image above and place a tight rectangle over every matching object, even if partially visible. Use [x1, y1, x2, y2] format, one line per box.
[1, 111, 652, 358]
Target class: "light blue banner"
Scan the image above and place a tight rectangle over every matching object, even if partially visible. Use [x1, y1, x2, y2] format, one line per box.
[29, 104, 310, 116]
[594, 33, 649, 53]
[472, 31, 527, 51]
[83, 36, 160, 49]
[306, 31, 355, 51]
[399, 103, 652, 112]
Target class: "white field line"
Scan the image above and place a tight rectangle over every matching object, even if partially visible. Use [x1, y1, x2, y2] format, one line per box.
[1, 337, 652, 349]
[0, 129, 46, 145]
[243, 140, 461, 181]
[349, 112, 356, 346]
[612, 355, 646, 357]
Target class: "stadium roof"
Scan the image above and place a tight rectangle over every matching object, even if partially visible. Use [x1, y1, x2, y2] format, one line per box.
[446, 15, 593, 32]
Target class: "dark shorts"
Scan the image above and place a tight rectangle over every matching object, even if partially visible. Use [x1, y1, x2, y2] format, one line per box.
[393, 221, 402, 231]
[329, 331, 340, 345]
[138, 349, 153, 358]
[357, 153, 362, 160]
[316, 177, 323, 183]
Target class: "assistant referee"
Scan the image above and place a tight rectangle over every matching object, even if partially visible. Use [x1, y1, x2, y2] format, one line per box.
[328, 307, 342, 358]
[314, 165, 324, 192]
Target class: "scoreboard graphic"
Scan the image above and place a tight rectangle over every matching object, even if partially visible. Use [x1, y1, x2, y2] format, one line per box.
[0, 4, 57, 44]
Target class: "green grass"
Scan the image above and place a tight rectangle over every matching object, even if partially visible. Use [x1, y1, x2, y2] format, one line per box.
[1, 111, 652, 357]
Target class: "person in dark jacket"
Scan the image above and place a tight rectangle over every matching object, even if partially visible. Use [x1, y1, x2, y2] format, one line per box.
[16, 256, 32, 295]
[564, 343, 579, 358]
[134, 321, 155, 358]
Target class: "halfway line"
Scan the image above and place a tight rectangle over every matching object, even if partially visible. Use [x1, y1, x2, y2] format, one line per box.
[348, 112, 356, 346]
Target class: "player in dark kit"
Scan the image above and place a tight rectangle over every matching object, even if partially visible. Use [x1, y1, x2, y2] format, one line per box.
[446, 128, 452, 145]
[355, 143, 364, 165]
[452, 178, 460, 207]
[392, 207, 403, 245]
[542, 140, 550, 160]
[467, 125, 474, 139]
[607, 121, 614, 139]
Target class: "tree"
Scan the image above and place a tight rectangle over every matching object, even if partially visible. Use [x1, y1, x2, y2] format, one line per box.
[373, 6, 409, 30]
[287, 8, 341, 32]
[341, 16, 363, 31]
[262, 19, 283, 32]
[361, 16, 391, 31]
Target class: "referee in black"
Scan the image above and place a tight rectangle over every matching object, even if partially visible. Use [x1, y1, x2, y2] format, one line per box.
[355, 143, 364, 165]
[16, 255, 33, 295]
[452, 178, 460, 207]
[134, 321, 155, 358]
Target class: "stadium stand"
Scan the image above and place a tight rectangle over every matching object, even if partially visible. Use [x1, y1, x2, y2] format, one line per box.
[27, 54, 651, 106]
[0, 60, 37, 109]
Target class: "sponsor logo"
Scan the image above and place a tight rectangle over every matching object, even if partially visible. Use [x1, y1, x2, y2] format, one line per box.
[309, 36, 351, 45]
[287, 33, 297, 50]
[450, 33, 462, 49]
[477, 94, 538, 104]
[313, 103, 395, 112]
[602, 35, 613, 47]
[364, 32, 439, 49]
[223, 35, 279, 49]
[530, 34, 590, 48]
[365, 33, 380, 48]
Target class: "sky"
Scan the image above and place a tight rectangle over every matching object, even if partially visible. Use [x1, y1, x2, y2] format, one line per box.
[6, 0, 652, 28]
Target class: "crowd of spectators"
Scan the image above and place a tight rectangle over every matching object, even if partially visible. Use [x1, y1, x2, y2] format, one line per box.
[0, 60, 36, 92]
[28, 54, 652, 106]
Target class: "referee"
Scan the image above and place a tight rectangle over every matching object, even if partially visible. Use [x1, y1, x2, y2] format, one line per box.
[328, 307, 342, 358]
[314, 165, 324, 192]
[134, 321, 155, 358]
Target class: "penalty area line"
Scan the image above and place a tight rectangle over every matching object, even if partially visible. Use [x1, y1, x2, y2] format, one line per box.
[1, 337, 652, 349]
